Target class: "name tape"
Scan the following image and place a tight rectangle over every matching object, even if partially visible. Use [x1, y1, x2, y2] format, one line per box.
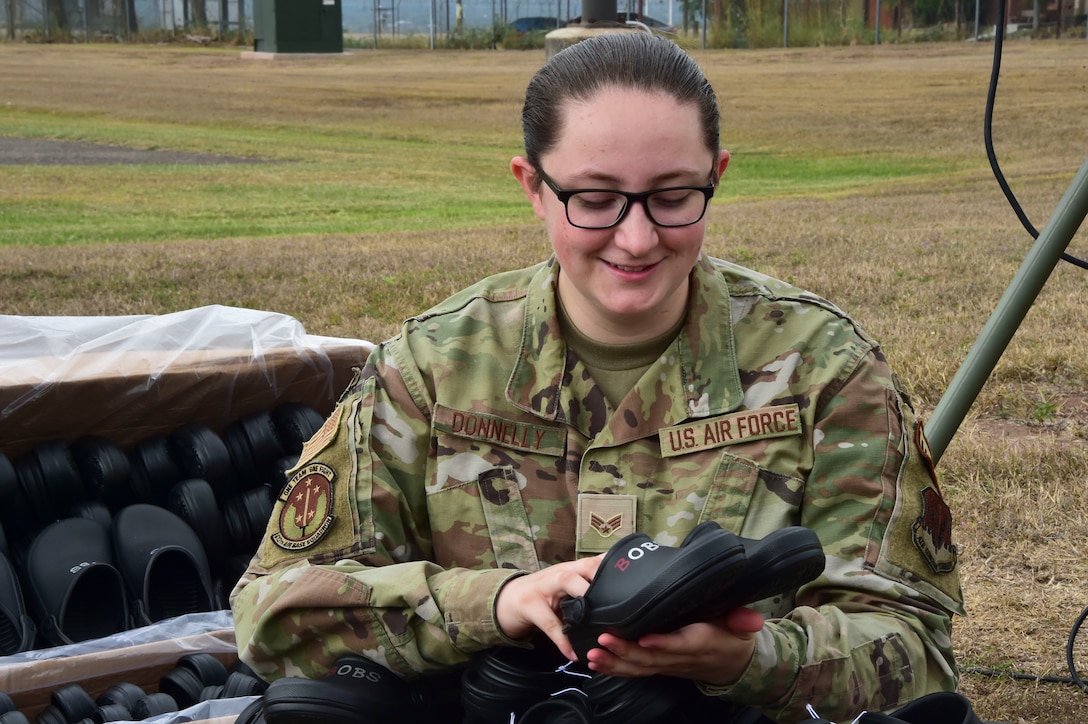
[434, 404, 566, 455]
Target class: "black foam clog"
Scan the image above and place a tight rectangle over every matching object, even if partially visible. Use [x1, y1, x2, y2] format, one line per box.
[166, 478, 231, 574]
[128, 435, 187, 507]
[20, 517, 128, 646]
[69, 436, 133, 510]
[461, 642, 572, 724]
[223, 411, 286, 491]
[222, 485, 275, 558]
[33, 441, 88, 518]
[0, 550, 35, 655]
[169, 424, 233, 491]
[111, 504, 216, 627]
[560, 523, 825, 661]
[262, 656, 413, 724]
[560, 522, 748, 660]
[270, 403, 325, 456]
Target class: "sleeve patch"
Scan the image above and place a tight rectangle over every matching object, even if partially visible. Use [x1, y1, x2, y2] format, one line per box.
[272, 463, 336, 551]
[911, 486, 958, 575]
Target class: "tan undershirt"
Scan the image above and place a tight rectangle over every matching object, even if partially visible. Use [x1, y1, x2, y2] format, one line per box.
[557, 297, 684, 409]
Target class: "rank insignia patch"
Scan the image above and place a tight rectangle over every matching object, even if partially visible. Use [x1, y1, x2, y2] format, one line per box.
[576, 493, 637, 554]
[912, 486, 957, 574]
[590, 513, 624, 537]
[272, 462, 336, 551]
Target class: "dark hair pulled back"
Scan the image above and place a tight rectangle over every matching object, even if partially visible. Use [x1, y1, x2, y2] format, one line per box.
[521, 32, 720, 178]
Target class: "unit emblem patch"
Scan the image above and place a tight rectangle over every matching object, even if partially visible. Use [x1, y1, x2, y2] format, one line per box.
[272, 462, 336, 551]
[911, 486, 957, 574]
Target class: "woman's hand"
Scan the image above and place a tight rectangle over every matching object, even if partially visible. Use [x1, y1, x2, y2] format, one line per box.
[584, 607, 765, 686]
[495, 556, 603, 661]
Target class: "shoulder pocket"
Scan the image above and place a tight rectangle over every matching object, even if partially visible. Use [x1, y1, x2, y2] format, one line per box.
[872, 392, 964, 615]
[257, 389, 368, 568]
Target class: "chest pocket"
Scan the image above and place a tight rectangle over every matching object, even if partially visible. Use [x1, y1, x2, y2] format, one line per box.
[427, 405, 568, 572]
[426, 466, 538, 571]
[699, 449, 804, 538]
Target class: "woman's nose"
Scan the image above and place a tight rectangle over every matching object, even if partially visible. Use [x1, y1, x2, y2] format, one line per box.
[611, 199, 659, 255]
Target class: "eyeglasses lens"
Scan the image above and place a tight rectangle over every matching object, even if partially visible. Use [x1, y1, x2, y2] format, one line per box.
[566, 189, 708, 229]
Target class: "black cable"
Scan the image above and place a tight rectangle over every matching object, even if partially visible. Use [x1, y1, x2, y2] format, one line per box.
[979, 6, 1088, 698]
[960, 666, 1079, 685]
[960, 603, 1088, 694]
[1066, 605, 1088, 694]
[983, 1, 1088, 270]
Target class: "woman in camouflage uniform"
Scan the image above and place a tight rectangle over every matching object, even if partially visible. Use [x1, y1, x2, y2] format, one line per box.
[231, 32, 964, 723]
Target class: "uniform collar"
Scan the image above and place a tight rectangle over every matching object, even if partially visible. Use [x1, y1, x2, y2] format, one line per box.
[507, 255, 743, 438]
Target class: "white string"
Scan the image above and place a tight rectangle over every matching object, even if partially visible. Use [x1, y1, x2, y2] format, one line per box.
[554, 661, 593, 679]
[803, 703, 868, 723]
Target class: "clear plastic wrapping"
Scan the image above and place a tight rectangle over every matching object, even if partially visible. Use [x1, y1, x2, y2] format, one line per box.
[0, 612, 244, 722]
[0, 305, 373, 458]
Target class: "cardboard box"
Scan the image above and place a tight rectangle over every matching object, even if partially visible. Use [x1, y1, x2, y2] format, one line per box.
[0, 612, 240, 722]
[0, 306, 375, 722]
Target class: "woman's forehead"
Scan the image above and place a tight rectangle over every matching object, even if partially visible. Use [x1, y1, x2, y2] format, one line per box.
[560, 83, 688, 110]
[551, 89, 707, 153]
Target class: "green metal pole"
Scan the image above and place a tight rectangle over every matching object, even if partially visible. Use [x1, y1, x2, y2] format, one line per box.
[927, 155, 1088, 464]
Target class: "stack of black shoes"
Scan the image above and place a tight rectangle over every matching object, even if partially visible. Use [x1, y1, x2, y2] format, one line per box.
[228, 524, 828, 724]
[0, 401, 328, 653]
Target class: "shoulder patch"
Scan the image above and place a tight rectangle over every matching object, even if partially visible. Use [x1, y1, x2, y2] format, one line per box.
[297, 405, 343, 466]
[271, 462, 337, 551]
[914, 421, 939, 489]
[912, 486, 958, 574]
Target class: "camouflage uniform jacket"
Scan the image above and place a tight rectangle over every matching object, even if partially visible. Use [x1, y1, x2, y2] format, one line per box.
[231, 254, 965, 723]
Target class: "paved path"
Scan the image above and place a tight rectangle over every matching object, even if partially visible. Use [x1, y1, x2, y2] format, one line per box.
[0, 137, 265, 165]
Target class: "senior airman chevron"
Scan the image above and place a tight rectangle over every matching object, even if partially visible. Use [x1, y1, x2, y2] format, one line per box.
[659, 403, 801, 457]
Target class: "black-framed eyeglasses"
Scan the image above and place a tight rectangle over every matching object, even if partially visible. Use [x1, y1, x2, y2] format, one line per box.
[536, 168, 717, 230]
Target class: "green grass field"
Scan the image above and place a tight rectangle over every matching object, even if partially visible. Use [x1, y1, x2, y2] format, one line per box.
[1, 37, 1087, 721]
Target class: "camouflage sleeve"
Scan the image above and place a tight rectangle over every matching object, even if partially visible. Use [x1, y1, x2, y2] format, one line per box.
[701, 348, 964, 721]
[230, 340, 526, 682]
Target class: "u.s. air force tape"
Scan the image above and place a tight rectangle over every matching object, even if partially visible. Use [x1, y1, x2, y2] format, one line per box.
[659, 403, 801, 457]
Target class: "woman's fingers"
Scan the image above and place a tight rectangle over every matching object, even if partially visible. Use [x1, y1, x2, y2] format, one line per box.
[585, 612, 762, 684]
[494, 555, 602, 658]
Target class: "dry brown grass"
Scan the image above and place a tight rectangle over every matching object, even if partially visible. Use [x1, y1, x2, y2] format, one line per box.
[1, 39, 1087, 721]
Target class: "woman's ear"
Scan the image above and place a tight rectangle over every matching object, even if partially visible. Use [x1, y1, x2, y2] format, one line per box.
[511, 156, 547, 220]
[716, 149, 731, 182]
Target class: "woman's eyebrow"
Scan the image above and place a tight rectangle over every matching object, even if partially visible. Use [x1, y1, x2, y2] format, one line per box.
[565, 168, 708, 187]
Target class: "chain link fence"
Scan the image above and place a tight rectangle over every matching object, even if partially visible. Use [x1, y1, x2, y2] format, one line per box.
[1, 0, 252, 39]
[0, 0, 600, 39]
[3, 0, 1084, 45]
